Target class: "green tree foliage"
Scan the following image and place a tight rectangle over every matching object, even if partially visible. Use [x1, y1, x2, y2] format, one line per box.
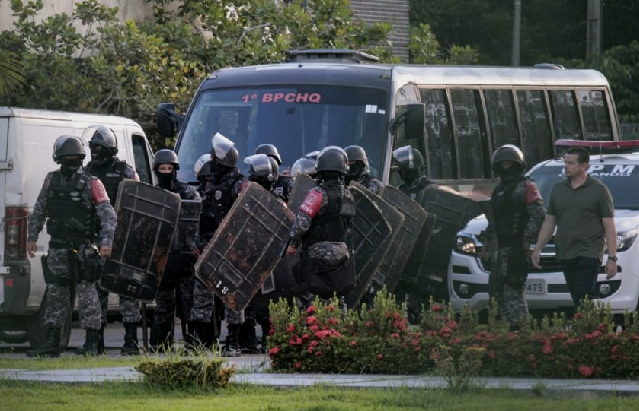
[408, 23, 478, 65]
[0, 0, 394, 147]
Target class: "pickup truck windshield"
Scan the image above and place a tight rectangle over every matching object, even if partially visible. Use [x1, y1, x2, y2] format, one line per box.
[529, 163, 639, 210]
[176, 86, 389, 182]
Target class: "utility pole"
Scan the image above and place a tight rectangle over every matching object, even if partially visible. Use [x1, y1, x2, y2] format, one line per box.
[587, 0, 602, 58]
[512, 0, 522, 67]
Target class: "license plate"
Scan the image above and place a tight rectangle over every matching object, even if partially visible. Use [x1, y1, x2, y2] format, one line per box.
[524, 279, 546, 294]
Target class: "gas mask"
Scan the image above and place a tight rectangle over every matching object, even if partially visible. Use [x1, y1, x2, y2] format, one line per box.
[156, 171, 175, 189]
[60, 157, 83, 177]
[90, 144, 112, 166]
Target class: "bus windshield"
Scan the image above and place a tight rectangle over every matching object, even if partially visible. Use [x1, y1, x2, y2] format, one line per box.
[176, 85, 389, 182]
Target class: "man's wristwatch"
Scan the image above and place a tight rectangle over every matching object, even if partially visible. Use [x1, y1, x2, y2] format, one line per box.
[609, 256, 618, 262]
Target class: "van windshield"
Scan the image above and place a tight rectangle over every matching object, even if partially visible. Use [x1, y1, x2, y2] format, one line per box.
[176, 86, 389, 182]
[529, 163, 639, 210]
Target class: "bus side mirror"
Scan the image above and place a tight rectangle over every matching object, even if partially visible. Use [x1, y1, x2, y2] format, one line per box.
[157, 103, 184, 138]
[390, 103, 425, 141]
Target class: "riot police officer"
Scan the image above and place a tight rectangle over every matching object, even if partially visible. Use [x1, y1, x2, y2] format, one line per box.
[149, 149, 201, 351]
[191, 133, 247, 356]
[481, 145, 546, 330]
[26, 136, 117, 357]
[82, 125, 141, 356]
[194, 154, 212, 196]
[291, 157, 318, 179]
[254, 144, 291, 201]
[344, 145, 383, 195]
[286, 146, 356, 308]
[393, 145, 433, 200]
[245, 153, 282, 200]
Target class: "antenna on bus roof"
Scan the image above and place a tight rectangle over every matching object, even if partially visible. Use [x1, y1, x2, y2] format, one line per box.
[285, 49, 380, 64]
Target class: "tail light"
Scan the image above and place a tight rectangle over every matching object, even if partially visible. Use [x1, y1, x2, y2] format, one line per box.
[4, 206, 28, 261]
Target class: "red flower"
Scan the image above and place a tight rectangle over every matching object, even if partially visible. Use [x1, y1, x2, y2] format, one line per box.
[431, 304, 443, 312]
[328, 318, 339, 325]
[315, 330, 331, 339]
[286, 324, 295, 332]
[446, 321, 458, 329]
[366, 321, 373, 328]
[315, 351, 322, 357]
[578, 365, 594, 377]
[351, 340, 357, 346]
[449, 338, 462, 345]
[309, 325, 319, 332]
[306, 316, 317, 325]
[542, 342, 553, 354]
[302, 333, 310, 340]
[415, 332, 422, 338]
[289, 337, 303, 346]
[268, 346, 280, 358]
[309, 340, 319, 347]
[295, 362, 301, 369]
[414, 346, 421, 352]
[377, 354, 384, 360]
[612, 345, 619, 354]
[385, 312, 393, 318]
[326, 305, 336, 312]
[411, 339, 419, 346]
[573, 312, 582, 320]
[567, 364, 573, 371]
[307, 347, 314, 354]
[331, 330, 342, 338]
[528, 354, 536, 362]
[402, 343, 407, 348]
[390, 333, 400, 339]
[269, 326, 275, 336]
[306, 306, 316, 314]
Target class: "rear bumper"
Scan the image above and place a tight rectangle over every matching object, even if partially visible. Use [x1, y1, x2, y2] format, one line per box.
[0, 262, 30, 315]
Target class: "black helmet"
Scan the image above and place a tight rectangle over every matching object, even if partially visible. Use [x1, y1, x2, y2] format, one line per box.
[254, 144, 282, 165]
[291, 158, 318, 177]
[210, 132, 239, 168]
[194, 154, 211, 177]
[492, 144, 526, 169]
[345, 145, 367, 162]
[52, 135, 86, 163]
[245, 154, 279, 182]
[392, 145, 424, 170]
[82, 125, 118, 155]
[317, 146, 348, 174]
[305, 150, 321, 161]
[153, 149, 180, 171]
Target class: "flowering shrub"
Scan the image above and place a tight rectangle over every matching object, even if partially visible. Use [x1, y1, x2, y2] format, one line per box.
[268, 289, 639, 379]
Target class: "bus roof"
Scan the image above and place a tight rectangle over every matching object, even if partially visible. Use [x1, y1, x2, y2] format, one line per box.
[202, 62, 608, 90]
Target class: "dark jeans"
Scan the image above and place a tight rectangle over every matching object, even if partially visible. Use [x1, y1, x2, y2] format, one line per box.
[561, 256, 599, 309]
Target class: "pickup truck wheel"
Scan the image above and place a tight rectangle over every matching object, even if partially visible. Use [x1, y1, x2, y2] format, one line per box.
[26, 290, 73, 349]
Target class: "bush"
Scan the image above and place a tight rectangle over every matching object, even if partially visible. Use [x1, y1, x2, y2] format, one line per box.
[268, 289, 639, 379]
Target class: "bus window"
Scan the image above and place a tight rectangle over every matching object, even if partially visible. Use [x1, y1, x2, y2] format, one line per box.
[419, 88, 456, 179]
[549, 90, 582, 140]
[516, 89, 553, 167]
[484, 89, 520, 150]
[450, 89, 488, 179]
[578, 89, 612, 141]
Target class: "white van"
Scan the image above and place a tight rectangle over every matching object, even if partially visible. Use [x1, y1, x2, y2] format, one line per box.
[0, 108, 155, 348]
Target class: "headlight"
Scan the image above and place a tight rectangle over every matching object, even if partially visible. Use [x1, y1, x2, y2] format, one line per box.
[455, 235, 477, 255]
[616, 228, 638, 252]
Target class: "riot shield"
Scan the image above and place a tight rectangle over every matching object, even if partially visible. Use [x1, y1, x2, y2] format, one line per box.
[345, 185, 394, 307]
[415, 185, 483, 289]
[287, 173, 316, 215]
[173, 199, 202, 254]
[378, 186, 429, 292]
[100, 180, 181, 302]
[345, 183, 403, 307]
[195, 182, 294, 312]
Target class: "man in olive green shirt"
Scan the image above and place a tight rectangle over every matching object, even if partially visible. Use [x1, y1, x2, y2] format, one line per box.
[532, 147, 617, 309]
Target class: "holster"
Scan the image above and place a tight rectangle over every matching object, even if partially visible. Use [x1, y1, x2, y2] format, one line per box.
[75, 245, 103, 283]
[41, 255, 57, 285]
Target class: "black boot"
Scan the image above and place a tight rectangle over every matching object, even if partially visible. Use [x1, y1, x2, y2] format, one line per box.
[149, 322, 173, 353]
[27, 327, 61, 358]
[74, 324, 105, 355]
[121, 322, 139, 356]
[259, 320, 270, 354]
[239, 322, 260, 354]
[84, 328, 102, 357]
[222, 324, 241, 357]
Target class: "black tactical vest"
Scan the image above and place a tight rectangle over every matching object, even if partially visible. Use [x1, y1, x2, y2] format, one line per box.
[87, 158, 129, 206]
[305, 181, 356, 248]
[45, 171, 95, 242]
[201, 171, 244, 237]
[273, 175, 292, 202]
[491, 175, 529, 245]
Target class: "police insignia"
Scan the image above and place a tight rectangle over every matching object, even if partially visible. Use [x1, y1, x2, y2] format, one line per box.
[215, 190, 222, 200]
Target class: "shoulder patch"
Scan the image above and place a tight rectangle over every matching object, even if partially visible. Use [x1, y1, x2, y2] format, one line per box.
[299, 188, 323, 217]
[91, 178, 110, 204]
[525, 180, 542, 205]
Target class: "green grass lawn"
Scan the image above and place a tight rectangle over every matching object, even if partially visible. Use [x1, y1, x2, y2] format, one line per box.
[0, 381, 638, 411]
[0, 356, 142, 370]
